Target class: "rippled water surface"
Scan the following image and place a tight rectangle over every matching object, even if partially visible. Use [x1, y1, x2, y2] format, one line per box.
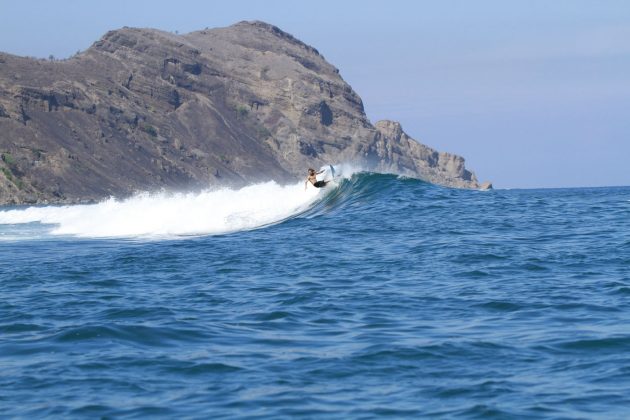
[1, 174, 630, 418]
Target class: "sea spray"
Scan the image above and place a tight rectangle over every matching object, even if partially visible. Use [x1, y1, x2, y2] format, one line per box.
[0, 181, 324, 238]
[0, 164, 364, 239]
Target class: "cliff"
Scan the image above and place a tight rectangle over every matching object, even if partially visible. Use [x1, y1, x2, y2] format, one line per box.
[0, 21, 490, 204]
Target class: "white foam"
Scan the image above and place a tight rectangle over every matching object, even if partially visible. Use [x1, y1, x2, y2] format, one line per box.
[0, 180, 324, 239]
[0, 162, 367, 239]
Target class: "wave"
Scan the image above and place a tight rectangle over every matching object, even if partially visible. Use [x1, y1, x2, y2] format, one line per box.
[0, 164, 382, 239]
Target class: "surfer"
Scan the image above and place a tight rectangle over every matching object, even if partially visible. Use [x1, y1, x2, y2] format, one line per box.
[305, 168, 329, 190]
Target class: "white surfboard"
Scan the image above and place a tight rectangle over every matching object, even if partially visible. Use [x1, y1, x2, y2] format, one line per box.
[316, 165, 336, 182]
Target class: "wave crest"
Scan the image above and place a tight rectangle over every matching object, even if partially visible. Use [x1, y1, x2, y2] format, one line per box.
[0, 181, 323, 238]
[0, 167, 416, 239]
[0, 165, 378, 239]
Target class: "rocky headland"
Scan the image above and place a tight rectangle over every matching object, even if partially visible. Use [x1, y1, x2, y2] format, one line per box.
[0, 21, 491, 204]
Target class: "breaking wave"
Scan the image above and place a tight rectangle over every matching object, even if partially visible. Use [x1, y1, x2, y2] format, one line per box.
[0, 165, 368, 239]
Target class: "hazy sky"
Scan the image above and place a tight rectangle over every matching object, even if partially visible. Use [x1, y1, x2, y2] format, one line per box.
[1, 0, 629, 188]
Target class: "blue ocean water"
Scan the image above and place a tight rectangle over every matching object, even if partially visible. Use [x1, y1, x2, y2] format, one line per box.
[1, 173, 630, 418]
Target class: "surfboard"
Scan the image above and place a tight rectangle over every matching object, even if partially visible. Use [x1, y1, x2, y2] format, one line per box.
[316, 165, 336, 182]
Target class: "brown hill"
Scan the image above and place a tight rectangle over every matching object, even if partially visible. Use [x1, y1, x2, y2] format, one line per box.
[0, 21, 490, 204]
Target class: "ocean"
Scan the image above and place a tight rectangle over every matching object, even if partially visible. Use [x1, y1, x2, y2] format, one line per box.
[1, 171, 629, 418]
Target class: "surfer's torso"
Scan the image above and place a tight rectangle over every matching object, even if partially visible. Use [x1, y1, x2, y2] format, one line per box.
[305, 165, 335, 190]
[307, 174, 328, 188]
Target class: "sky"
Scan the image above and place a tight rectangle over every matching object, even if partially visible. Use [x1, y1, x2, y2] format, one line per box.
[1, 0, 629, 188]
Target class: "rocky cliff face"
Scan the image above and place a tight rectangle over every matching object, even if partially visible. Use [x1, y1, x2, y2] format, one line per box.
[0, 21, 490, 204]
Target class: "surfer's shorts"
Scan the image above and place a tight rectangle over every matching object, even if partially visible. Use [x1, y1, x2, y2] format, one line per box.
[313, 181, 327, 188]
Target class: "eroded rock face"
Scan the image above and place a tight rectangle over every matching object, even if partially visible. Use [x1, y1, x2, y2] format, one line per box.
[372, 120, 481, 188]
[0, 21, 489, 204]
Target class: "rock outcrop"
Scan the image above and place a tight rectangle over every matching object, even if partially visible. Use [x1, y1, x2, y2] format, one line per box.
[0, 21, 490, 204]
